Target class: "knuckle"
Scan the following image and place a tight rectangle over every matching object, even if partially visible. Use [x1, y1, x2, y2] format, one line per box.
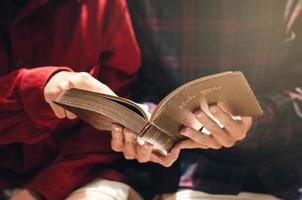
[124, 152, 135, 160]
[46, 88, 60, 100]
[163, 162, 173, 167]
[67, 77, 77, 87]
[137, 157, 148, 163]
[125, 156, 135, 160]
[212, 144, 222, 149]
[233, 130, 246, 141]
[78, 72, 91, 84]
[111, 143, 122, 152]
[79, 72, 90, 78]
[201, 145, 210, 149]
[223, 140, 235, 148]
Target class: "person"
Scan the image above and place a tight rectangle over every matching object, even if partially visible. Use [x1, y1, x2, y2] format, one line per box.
[0, 0, 148, 199]
[112, 1, 302, 200]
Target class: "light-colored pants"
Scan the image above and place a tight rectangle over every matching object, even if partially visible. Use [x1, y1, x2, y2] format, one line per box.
[66, 179, 143, 200]
[154, 189, 281, 200]
[1, 181, 284, 200]
[1, 179, 143, 200]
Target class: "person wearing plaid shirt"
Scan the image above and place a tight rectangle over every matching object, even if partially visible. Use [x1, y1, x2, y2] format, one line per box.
[118, 0, 302, 200]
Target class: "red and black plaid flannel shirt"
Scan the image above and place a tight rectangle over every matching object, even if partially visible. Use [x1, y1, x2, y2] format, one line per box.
[129, 0, 302, 199]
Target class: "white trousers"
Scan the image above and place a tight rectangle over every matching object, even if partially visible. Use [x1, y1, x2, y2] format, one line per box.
[1, 181, 284, 200]
[1, 179, 143, 200]
[154, 189, 281, 200]
[66, 179, 143, 200]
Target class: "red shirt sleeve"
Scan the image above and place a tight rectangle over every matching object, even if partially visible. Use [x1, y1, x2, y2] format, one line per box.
[0, 66, 72, 144]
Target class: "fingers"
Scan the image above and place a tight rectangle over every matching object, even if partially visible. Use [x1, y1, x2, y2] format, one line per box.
[208, 106, 252, 141]
[44, 87, 67, 119]
[149, 146, 180, 167]
[111, 124, 154, 162]
[180, 127, 222, 149]
[241, 116, 253, 132]
[181, 104, 253, 150]
[194, 109, 235, 147]
[178, 139, 209, 149]
[44, 71, 117, 120]
[207, 106, 246, 140]
[111, 124, 124, 152]
[136, 142, 153, 163]
[123, 128, 138, 160]
[48, 102, 66, 118]
[111, 124, 179, 166]
[62, 72, 116, 96]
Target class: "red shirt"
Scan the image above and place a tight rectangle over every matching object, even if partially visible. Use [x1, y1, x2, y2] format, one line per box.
[0, 0, 140, 199]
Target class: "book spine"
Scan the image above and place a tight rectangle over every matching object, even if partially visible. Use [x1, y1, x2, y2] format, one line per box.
[140, 124, 177, 152]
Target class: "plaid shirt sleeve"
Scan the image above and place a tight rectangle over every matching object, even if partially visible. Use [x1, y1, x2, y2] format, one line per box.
[128, 0, 302, 199]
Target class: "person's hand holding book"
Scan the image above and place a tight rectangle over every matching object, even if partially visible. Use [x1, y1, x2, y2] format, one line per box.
[44, 71, 116, 119]
[111, 123, 181, 167]
[110, 102, 181, 167]
[111, 102, 252, 167]
[54, 71, 261, 166]
[179, 102, 252, 150]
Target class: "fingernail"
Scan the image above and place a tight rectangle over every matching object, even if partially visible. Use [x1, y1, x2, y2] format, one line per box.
[112, 124, 121, 132]
[137, 138, 145, 146]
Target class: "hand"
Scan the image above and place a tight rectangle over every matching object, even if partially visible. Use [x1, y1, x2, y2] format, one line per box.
[10, 189, 42, 200]
[111, 123, 180, 167]
[44, 71, 116, 119]
[179, 104, 252, 149]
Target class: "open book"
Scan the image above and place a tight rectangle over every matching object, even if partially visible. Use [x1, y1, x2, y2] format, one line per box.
[55, 71, 263, 152]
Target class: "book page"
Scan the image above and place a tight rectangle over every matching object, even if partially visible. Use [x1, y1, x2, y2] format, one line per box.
[55, 88, 149, 135]
[136, 103, 152, 120]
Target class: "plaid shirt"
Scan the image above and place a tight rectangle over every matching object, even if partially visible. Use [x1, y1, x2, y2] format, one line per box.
[128, 0, 302, 199]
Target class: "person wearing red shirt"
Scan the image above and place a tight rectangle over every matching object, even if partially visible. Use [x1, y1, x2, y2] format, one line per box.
[0, 0, 145, 199]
